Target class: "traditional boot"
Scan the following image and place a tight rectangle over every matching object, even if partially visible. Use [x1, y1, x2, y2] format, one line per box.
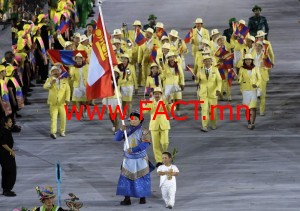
[120, 196, 131, 205]
[139, 197, 146, 204]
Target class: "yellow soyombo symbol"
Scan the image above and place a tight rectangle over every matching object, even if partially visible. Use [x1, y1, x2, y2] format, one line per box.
[95, 29, 108, 61]
[130, 138, 137, 148]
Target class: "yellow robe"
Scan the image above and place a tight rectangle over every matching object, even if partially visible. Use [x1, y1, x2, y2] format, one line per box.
[118, 64, 138, 102]
[137, 38, 161, 85]
[69, 65, 89, 101]
[191, 27, 210, 57]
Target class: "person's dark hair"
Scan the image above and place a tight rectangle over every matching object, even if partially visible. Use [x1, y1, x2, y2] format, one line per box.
[4, 51, 14, 63]
[1, 116, 12, 128]
[149, 68, 158, 76]
[162, 151, 172, 159]
[4, 51, 14, 57]
[129, 110, 144, 123]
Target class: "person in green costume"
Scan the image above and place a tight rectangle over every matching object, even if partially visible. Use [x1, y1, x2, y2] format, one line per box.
[76, 0, 91, 28]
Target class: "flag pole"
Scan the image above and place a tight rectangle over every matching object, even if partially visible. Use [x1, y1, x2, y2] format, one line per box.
[98, 0, 129, 149]
[186, 65, 195, 76]
[56, 161, 62, 207]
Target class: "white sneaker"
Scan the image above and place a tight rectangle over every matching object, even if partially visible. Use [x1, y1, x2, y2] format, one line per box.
[50, 134, 57, 139]
[201, 127, 208, 132]
[60, 133, 65, 137]
[112, 127, 115, 132]
[260, 112, 265, 116]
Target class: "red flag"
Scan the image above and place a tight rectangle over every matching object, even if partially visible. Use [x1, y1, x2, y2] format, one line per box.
[184, 29, 193, 43]
[86, 14, 118, 100]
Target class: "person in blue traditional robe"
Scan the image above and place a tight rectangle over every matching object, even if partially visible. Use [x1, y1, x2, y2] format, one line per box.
[114, 110, 155, 205]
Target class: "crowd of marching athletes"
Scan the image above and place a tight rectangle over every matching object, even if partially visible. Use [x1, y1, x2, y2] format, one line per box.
[0, 0, 96, 132]
[0, 2, 274, 209]
[0, 0, 97, 202]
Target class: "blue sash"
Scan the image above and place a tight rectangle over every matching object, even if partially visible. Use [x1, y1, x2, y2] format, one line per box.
[121, 124, 142, 140]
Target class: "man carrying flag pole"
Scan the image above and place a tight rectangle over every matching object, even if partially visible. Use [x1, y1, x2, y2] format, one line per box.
[88, 1, 130, 149]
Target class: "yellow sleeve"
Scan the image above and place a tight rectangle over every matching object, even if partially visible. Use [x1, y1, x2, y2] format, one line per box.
[159, 68, 166, 81]
[238, 68, 243, 84]
[156, 48, 163, 63]
[57, 34, 66, 48]
[179, 39, 188, 55]
[194, 52, 202, 75]
[267, 41, 274, 64]
[77, 44, 84, 51]
[195, 70, 201, 84]
[132, 66, 138, 90]
[43, 78, 52, 89]
[154, 38, 161, 48]
[179, 65, 185, 86]
[203, 29, 210, 41]
[225, 41, 234, 51]
[145, 76, 150, 88]
[65, 82, 71, 101]
[69, 67, 75, 78]
[215, 69, 222, 92]
[17, 39, 25, 51]
[125, 48, 133, 61]
[255, 68, 261, 87]
[138, 45, 144, 64]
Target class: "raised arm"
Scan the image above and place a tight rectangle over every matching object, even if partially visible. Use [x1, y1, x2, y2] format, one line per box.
[114, 128, 125, 142]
